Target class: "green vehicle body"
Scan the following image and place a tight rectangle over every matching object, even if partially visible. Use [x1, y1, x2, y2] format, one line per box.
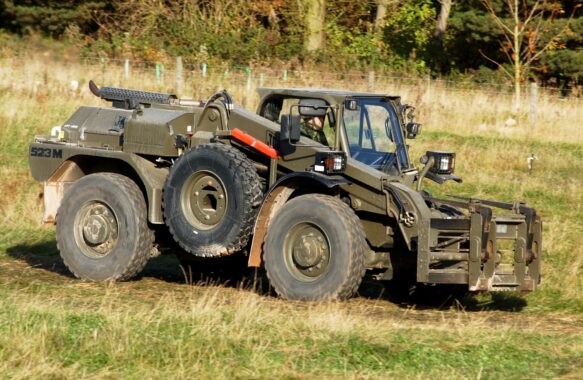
[29, 83, 542, 296]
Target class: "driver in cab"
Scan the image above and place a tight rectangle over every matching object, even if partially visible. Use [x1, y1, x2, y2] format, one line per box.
[300, 115, 328, 145]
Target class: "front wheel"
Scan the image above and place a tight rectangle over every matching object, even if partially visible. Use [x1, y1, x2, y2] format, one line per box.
[264, 194, 367, 301]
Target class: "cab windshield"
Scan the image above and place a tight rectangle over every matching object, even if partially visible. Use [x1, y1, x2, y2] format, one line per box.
[343, 98, 409, 173]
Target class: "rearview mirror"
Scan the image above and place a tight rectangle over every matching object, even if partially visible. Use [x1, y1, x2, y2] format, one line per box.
[298, 98, 327, 117]
[406, 122, 421, 139]
[344, 99, 358, 111]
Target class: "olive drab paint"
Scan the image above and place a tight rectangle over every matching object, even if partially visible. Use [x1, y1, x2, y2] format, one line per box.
[28, 82, 542, 296]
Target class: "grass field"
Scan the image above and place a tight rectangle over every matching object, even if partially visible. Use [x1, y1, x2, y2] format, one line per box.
[1, 52, 582, 379]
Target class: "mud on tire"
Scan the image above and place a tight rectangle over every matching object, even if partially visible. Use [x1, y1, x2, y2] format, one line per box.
[163, 143, 263, 257]
[56, 173, 154, 281]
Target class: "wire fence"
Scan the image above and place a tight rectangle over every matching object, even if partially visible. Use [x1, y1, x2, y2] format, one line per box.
[1, 53, 582, 143]
[1, 54, 578, 100]
[81, 56, 581, 97]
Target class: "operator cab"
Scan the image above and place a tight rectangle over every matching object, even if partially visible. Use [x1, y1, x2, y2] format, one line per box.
[259, 95, 335, 147]
[343, 97, 412, 174]
[257, 89, 420, 176]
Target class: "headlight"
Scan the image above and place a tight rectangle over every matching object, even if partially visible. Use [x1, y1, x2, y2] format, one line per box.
[423, 151, 456, 175]
[314, 151, 347, 174]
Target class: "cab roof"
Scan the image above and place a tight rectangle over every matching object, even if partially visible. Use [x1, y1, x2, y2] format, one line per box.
[256, 87, 401, 105]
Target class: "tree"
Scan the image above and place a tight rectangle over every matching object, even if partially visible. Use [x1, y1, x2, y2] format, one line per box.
[374, 0, 389, 35]
[434, 0, 453, 44]
[429, 0, 454, 72]
[0, 1, 107, 36]
[383, 0, 436, 71]
[304, 0, 327, 52]
[479, 0, 580, 112]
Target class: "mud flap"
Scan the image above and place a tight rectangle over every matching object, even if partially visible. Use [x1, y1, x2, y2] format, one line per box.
[42, 181, 72, 224]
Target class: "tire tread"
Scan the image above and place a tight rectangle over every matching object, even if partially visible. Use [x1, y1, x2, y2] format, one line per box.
[163, 143, 262, 257]
[56, 173, 154, 281]
[264, 194, 367, 300]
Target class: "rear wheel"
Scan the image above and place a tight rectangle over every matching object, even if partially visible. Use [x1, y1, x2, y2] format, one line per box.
[56, 173, 153, 281]
[264, 194, 367, 301]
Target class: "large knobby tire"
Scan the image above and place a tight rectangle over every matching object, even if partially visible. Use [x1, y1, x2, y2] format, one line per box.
[264, 194, 367, 301]
[163, 143, 262, 257]
[56, 173, 154, 281]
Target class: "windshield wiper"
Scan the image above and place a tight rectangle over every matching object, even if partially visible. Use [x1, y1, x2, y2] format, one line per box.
[380, 116, 402, 173]
[380, 152, 397, 174]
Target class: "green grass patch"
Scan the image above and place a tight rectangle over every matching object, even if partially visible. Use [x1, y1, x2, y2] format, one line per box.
[0, 64, 582, 378]
[0, 287, 581, 379]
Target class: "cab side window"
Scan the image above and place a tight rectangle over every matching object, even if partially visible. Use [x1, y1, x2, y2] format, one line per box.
[261, 96, 335, 147]
[321, 115, 335, 147]
[260, 98, 284, 123]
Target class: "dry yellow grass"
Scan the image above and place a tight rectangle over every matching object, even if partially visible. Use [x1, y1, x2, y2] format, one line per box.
[1, 53, 582, 303]
[2, 54, 582, 144]
[1, 52, 582, 378]
[0, 267, 582, 379]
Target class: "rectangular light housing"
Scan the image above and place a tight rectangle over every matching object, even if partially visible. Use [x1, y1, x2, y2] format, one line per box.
[426, 151, 456, 175]
[314, 151, 347, 174]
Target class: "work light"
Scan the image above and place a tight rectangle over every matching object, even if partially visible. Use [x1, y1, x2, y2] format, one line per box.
[314, 151, 347, 174]
[422, 151, 456, 175]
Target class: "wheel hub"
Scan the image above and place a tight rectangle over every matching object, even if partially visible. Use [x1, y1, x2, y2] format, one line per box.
[293, 234, 326, 267]
[285, 224, 330, 280]
[75, 202, 118, 258]
[82, 214, 111, 245]
[182, 172, 227, 230]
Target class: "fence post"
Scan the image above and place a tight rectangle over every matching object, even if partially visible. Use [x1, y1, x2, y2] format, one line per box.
[426, 74, 431, 97]
[99, 57, 105, 81]
[529, 82, 538, 130]
[283, 70, 288, 82]
[155, 63, 161, 83]
[176, 56, 183, 97]
[259, 73, 264, 87]
[245, 67, 252, 107]
[202, 63, 207, 79]
[124, 59, 130, 80]
[367, 71, 375, 92]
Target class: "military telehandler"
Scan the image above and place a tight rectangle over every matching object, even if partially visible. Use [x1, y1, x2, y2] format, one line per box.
[28, 81, 542, 300]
